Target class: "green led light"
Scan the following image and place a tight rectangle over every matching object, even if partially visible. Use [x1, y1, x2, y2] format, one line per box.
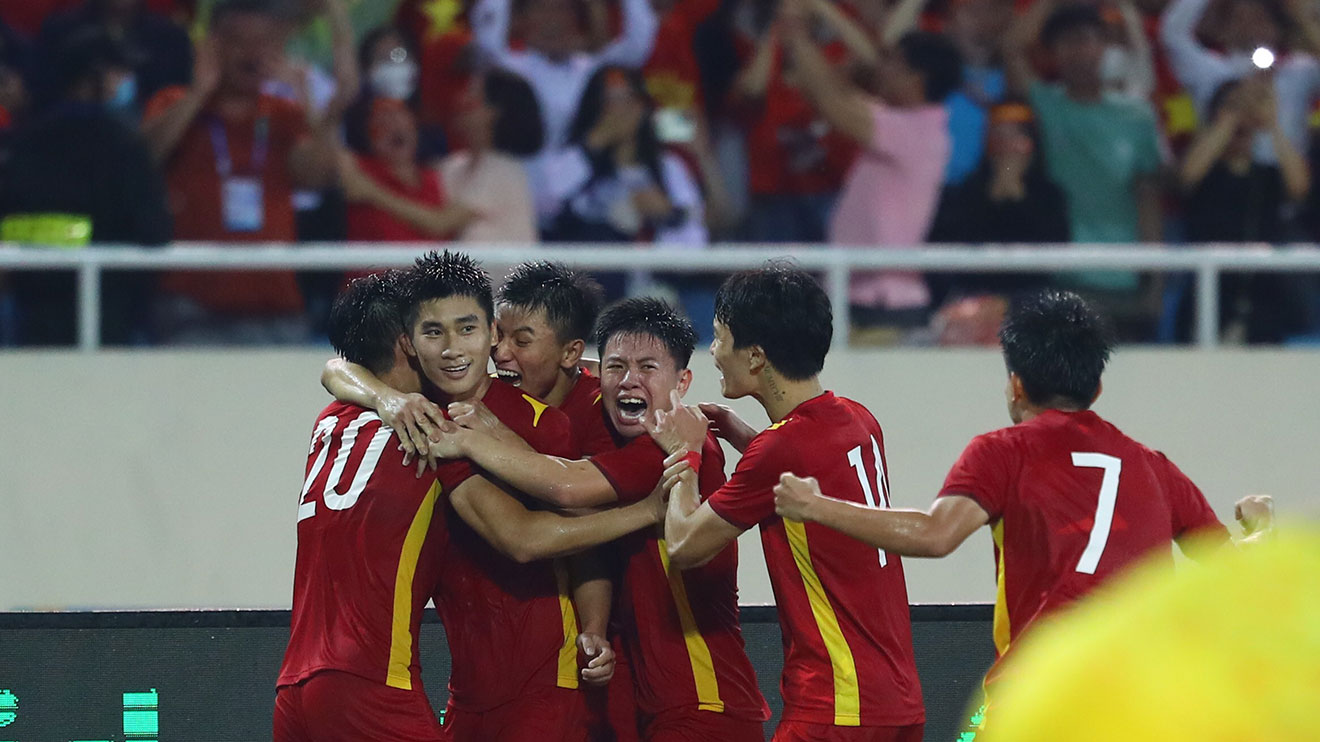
[124, 689, 159, 739]
[0, 689, 15, 728]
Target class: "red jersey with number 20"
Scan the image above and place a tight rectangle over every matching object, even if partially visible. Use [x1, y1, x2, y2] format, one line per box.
[705, 392, 923, 728]
[433, 379, 583, 712]
[937, 409, 1229, 667]
[278, 401, 473, 692]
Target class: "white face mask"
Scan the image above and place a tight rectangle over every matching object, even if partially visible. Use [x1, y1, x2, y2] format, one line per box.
[1099, 45, 1130, 86]
[369, 59, 419, 101]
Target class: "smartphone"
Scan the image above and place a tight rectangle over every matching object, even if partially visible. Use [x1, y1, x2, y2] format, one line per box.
[655, 107, 697, 144]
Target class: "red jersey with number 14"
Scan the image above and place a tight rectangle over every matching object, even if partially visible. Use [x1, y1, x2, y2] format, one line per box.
[278, 401, 473, 692]
[433, 379, 583, 712]
[705, 392, 923, 728]
[937, 409, 1229, 668]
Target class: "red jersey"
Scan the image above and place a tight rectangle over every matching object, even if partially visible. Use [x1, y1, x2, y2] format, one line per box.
[346, 154, 448, 243]
[938, 409, 1229, 665]
[558, 367, 617, 457]
[705, 392, 923, 728]
[278, 401, 473, 691]
[433, 379, 584, 712]
[590, 433, 770, 721]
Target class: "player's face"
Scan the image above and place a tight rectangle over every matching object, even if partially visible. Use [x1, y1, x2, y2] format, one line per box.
[710, 319, 754, 399]
[405, 296, 495, 402]
[599, 332, 691, 439]
[492, 303, 567, 400]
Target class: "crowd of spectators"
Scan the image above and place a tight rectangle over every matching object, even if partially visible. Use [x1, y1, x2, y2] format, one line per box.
[1, 0, 1319, 346]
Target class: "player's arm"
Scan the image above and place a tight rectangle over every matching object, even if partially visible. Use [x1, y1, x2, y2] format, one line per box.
[779, 0, 874, 147]
[697, 403, 758, 453]
[430, 425, 620, 507]
[448, 475, 662, 563]
[447, 399, 535, 451]
[321, 357, 446, 466]
[774, 474, 989, 557]
[662, 456, 744, 569]
[569, 551, 615, 686]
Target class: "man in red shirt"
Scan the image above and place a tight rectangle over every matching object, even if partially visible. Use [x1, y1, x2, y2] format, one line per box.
[142, 0, 338, 343]
[276, 270, 666, 742]
[649, 263, 924, 742]
[430, 298, 771, 742]
[771, 290, 1273, 696]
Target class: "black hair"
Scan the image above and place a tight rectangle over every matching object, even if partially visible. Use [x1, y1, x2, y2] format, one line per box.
[1000, 290, 1114, 409]
[52, 27, 135, 98]
[485, 69, 545, 157]
[593, 297, 697, 370]
[567, 66, 669, 199]
[403, 250, 494, 331]
[328, 271, 407, 375]
[897, 31, 964, 103]
[714, 261, 832, 381]
[211, 0, 275, 27]
[498, 261, 604, 343]
[1040, 4, 1106, 48]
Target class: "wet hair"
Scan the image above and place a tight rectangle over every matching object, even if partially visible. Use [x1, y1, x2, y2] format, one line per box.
[328, 271, 407, 375]
[593, 297, 697, 370]
[714, 261, 832, 381]
[1040, 4, 1107, 48]
[1000, 290, 1114, 409]
[403, 250, 494, 331]
[897, 32, 965, 103]
[498, 261, 604, 343]
[484, 69, 545, 156]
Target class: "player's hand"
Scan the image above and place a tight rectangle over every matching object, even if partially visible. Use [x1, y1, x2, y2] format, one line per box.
[697, 403, 758, 453]
[642, 472, 674, 523]
[1234, 494, 1275, 536]
[416, 421, 467, 477]
[381, 391, 446, 472]
[774, 473, 823, 523]
[447, 400, 522, 446]
[577, 632, 616, 685]
[644, 390, 710, 455]
[661, 450, 695, 492]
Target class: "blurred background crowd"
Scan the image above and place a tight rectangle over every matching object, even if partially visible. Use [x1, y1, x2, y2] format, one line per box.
[1, 0, 1319, 346]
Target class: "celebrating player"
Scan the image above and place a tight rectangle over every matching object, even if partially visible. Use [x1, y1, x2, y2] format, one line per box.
[429, 297, 771, 742]
[648, 263, 925, 742]
[275, 272, 666, 742]
[771, 290, 1274, 698]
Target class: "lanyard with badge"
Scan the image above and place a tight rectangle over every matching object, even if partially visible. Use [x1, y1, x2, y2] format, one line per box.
[210, 115, 269, 233]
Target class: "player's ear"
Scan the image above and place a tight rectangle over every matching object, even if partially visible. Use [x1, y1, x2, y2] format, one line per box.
[561, 338, 585, 370]
[399, 332, 418, 359]
[1008, 372, 1026, 403]
[747, 344, 767, 375]
[676, 367, 693, 396]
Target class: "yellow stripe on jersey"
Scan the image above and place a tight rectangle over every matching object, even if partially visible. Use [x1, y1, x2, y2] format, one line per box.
[991, 521, 1011, 656]
[553, 560, 581, 689]
[386, 481, 442, 690]
[521, 394, 549, 428]
[784, 518, 860, 726]
[657, 538, 725, 712]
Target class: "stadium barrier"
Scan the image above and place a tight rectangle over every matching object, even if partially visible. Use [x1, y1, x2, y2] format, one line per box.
[2, 242, 1319, 350]
[0, 605, 994, 742]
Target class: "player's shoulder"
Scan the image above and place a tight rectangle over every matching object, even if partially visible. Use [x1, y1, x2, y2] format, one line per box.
[486, 378, 572, 434]
[314, 399, 372, 426]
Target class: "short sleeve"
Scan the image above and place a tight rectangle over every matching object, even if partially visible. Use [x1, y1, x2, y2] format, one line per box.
[937, 433, 1013, 521]
[704, 433, 780, 531]
[524, 405, 580, 460]
[1154, 451, 1229, 544]
[590, 436, 665, 503]
[437, 459, 476, 494]
[1026, 81, 1061, 127]
[574, 404, 617, 459]
[143, 85, 188, 122]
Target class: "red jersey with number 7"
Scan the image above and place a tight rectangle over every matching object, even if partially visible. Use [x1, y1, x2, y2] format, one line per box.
[432, 379, 584, 712]
[704, 392, 923, 728]
[277, 401, 474, 692]
[937, 409, 1229, 671]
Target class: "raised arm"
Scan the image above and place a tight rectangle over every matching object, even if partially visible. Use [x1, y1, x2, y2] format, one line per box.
[316, 0, 361, 129]
[880, 0, 931, 47]
[807, 0, 878, 66]
[1115, 0, 1156, 100]
[1158, 0, 1224, 97]
[733, 26, 779, 102]
[429, 425, 620, 507]
[1179, 96, 1242, 189]
[471, 0, 517, 67]
[448, 475, 663, 563]
[1284, 0, 1320, 58]
[141, 38, 219, 165]
[1002, 0, 1053, 97]
[597, 0, 660, 68]
[773, 473, 990, 557]
[780, 0, 874, 147]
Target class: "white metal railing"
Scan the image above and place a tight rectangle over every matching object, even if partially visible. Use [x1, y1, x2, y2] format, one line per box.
[1, 242, 1319, 350]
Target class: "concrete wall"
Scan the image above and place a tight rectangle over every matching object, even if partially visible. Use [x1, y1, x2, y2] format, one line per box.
[2, 349, 1317, 611]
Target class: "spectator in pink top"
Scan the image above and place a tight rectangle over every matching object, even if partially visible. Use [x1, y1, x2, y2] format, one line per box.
[781, 0, 962, 325]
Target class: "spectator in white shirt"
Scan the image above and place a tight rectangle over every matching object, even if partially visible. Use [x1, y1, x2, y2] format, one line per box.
[1160, 0, 1320, 161]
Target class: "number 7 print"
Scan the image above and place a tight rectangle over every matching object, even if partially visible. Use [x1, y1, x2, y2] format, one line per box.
[1071, 452, 1122, 575]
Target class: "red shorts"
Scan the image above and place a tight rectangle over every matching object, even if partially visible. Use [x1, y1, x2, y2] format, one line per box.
[442, 684, 587, 742]
[642, 707, 765, 742]
[274, 670, 444, 742]
[772, 721, 924, 742]
[584, 635, 642, 742]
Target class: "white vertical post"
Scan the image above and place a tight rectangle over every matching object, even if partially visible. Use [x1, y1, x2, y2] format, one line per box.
[827, 259, 849, 348]
[1195, 261, 1218, 348]
[77, 261, 101, 351]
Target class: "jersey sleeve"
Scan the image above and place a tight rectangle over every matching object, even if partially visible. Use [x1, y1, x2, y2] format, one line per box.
[574, 404, 617, 459]
[590, 437, 665, 503]
[436, 458, 476, 494]
[1154, 451, 1229, 544]
[938, 432, 1013, 521]
[525, 405, 580, 460]
[704, 433, 780, 531]
[143, 85, 187, 122]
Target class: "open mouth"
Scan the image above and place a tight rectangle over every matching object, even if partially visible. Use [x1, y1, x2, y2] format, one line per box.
[496, 368, 522, 385]
[439, 362, 472, 379]
[616, 396, 648, 422]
